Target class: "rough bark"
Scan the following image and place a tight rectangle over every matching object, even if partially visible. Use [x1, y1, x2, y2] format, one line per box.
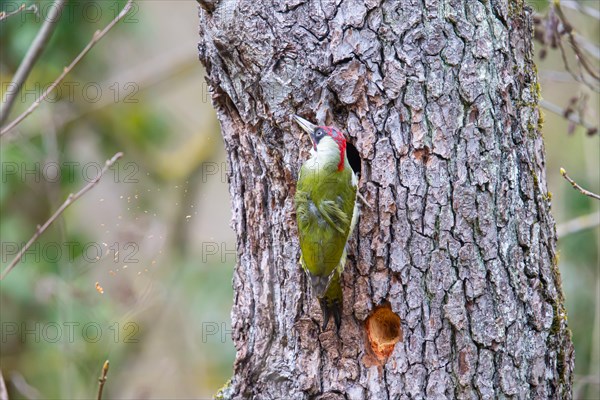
[198, 0, 574, 399]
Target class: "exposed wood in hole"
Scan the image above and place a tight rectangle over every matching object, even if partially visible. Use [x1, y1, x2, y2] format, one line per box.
[365, 303, 402, 363]
[412, 147, 431, 164]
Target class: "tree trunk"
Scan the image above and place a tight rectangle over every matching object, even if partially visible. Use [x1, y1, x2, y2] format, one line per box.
[198, 0, 574, 398]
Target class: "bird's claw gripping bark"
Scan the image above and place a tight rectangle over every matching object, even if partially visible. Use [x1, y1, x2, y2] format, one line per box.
[319, 297, 342, 332]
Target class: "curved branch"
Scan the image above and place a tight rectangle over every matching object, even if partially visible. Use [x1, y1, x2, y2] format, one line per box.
[560, 168, 600, 201]
[0, 0, 67, 126]
[557, 211, 600, 237]
[539, 99, 598, 135]
[97, 360, 110, 400]
[0, 369, 7, 400]
[0, 0, 134, 137]
[553, 2, 600, 91]
[0, 152, 124, 281]
[0, 3, 38, 22]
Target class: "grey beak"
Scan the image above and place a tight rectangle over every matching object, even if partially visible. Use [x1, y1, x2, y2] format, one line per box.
[293, 115, 318, 135]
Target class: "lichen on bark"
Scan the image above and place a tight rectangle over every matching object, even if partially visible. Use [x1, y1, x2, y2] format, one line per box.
[198, 0, 574, 398]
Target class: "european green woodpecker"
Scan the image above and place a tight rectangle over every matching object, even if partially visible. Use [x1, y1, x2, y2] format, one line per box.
[294, 115, 359, 330]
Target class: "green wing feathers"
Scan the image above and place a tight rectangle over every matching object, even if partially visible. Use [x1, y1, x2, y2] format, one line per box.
[295, 162, 357, 329]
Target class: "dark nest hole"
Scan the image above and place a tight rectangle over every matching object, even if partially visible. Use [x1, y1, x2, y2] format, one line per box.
[346, 141, 361, 176]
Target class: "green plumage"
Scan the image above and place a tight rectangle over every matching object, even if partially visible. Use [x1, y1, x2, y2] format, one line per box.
[295, 152, 357, 330]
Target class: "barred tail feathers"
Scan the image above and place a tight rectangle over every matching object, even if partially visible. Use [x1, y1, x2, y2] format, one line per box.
[301, 245, 349, 331]
[318, 248, 346, 330]
[318, 270, 342, 331]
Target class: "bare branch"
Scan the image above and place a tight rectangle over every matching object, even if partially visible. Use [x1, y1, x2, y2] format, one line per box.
[574, 32, 600, 61]
[560, 168, 600, 201]
[0, 152, 124, 281]
[0, 369, 7, 400]
[539, 70, 577, 83]
[557, 211, 600, 237]
[553, 2, 600, 91]
[8, 372, 41, 400]
[0, 3, 38, 22]
[55, 45, 198, 130]
[0, 3, 25, 21]
[97, 360, 109, 400]
[0, 0, 134, 137]
[560, 0, 600, 20]
[0, 0, 67, 126]
[539, 99, 598, 136]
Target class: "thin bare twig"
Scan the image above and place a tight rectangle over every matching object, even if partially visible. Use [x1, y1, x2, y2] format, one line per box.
[0, 3, 38, 22]
[561, 0, 600, 21]
[0, 3, 25, 21]
[0, 369, 7, 400]
[8, 371, 41, 400]
[0, 152, 124, 281]
[97, 360, 109, 400]
[0, 0, 134, 137]
[574, 32, 600, 61]
[539, 99, 597, 135]
[557, 211, 600, 237]
[555, 33, 599, 92]
[539, 70, 577, 83]
[553, 2, 600, 91]
[0, 0, 67, 126]
[54, 45, 198, 130]
[560, 168, 600, 201]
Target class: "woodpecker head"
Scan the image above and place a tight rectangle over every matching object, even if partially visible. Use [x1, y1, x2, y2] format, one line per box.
[294, 115, 347, 171]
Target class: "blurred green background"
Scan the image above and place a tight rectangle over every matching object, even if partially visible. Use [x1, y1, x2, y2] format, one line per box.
[0, 1, 598, 399]
[1, 1, 234, 398]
